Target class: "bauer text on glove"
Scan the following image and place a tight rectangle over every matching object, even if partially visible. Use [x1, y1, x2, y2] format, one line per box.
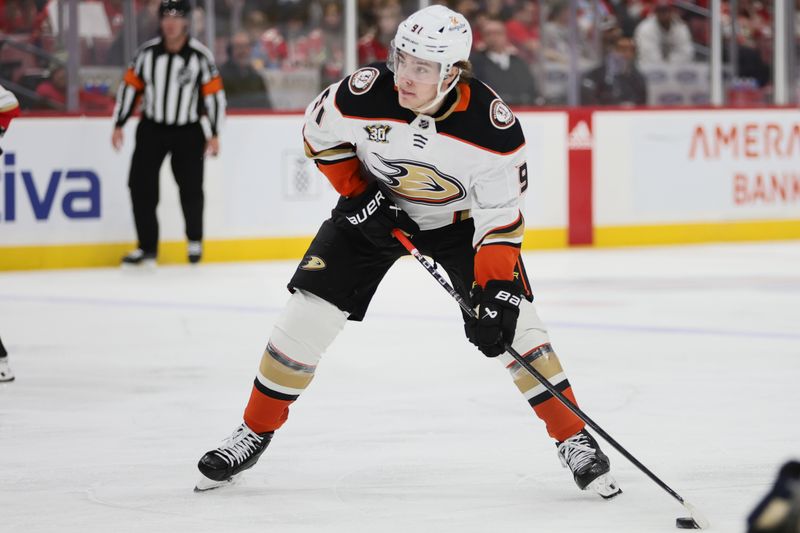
[465, 280, 522, 357]
[333, 182, 420, 247]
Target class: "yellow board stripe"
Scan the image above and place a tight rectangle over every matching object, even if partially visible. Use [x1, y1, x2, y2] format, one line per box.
[595, 219, 800, 247]
[521, 228, 568, 249]
[1, 220, 797, 271]
[0, 236, 314, 271]
[0, 229, 567, 271]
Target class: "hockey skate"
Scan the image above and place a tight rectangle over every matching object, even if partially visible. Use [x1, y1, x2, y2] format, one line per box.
[557, 429, 621, 499]
[187, 241, 202, 264]
[0, 357, 14, 382]
[195, 423, 274, 492]
[121, 249, 157, 268]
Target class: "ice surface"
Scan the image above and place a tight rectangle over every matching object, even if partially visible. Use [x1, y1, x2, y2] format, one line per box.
[1, 242, 799, 532]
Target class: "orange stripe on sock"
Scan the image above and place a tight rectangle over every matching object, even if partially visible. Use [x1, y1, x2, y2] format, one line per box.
[243, 385, 293, 433]
[531, 386, 585, 442]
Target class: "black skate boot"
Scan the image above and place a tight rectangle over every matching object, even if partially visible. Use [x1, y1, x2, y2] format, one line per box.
[187, 241, 202, 264]
[557, 429, 621, 499]
[121, 249, 157, 267]
[195, 423, 274, 492]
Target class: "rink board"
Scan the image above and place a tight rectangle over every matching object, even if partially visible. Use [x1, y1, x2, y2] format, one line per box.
[1, 108, 798, 270]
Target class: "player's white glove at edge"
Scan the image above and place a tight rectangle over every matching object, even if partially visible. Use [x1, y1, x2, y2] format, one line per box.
[466, 280, 522, 357]
[333, 182, 420, 248]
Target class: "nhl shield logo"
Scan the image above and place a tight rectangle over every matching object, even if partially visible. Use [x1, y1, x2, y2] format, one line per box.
[177, 65, 195, 86]
[349, 67, 379, 95]
[489, 99, 515, 129]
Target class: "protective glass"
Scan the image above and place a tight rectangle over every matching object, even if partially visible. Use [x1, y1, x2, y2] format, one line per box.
[388, 43, 443, 85]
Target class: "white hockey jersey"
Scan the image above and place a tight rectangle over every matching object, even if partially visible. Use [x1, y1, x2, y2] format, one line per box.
[302, 64, 528, 286]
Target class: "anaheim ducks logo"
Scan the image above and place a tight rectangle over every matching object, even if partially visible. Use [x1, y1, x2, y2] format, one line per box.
[299, 255, 326, 271]
[370, 153, 466, 205]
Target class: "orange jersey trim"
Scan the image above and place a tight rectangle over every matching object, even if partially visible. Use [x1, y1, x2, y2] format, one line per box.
[454, 83, 471, 112]
[201, 76, 224, 97]
[123, 68, 145, 91]
[474, 243, 520, 287]
[316, 157, 368, 197]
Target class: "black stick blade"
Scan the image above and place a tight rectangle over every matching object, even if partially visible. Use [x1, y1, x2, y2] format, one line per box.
[676, 517, 702, 529]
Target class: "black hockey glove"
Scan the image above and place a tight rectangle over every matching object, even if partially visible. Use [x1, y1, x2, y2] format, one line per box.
[465, 280, 522, 357]
[333, 181, 420, 248]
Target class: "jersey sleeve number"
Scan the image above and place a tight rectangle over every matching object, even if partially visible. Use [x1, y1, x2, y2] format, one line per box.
[312, 88, 330, 126]
[518, 162, 528, 193]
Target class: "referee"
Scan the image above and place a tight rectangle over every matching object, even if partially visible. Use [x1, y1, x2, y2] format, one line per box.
[111, 0, 226, 265]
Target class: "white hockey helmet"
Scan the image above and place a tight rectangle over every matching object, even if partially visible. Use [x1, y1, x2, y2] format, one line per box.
[389, 5, 472, 96]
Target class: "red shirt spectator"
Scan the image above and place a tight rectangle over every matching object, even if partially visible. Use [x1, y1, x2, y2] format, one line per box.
[36, 66, 115, 112]
[505, 1, 540, 63]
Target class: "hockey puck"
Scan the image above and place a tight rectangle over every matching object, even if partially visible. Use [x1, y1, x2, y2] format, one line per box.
[676, 517, 701, 529]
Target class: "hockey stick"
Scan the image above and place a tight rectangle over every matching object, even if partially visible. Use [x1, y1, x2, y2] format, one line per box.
[392, 229, 709, 530]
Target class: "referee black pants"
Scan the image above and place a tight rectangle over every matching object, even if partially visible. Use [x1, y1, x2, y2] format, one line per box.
[128, 119, 206, 254]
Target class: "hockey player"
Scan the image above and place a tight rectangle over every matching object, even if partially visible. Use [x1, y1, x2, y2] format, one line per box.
[747, 460, 800, 533]
[196, 5, 620, 499]
[0, 83, 20, 383]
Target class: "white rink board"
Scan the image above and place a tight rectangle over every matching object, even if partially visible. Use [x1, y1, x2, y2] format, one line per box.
[594, 109, 800, 226]
[0, 113, 566, 247]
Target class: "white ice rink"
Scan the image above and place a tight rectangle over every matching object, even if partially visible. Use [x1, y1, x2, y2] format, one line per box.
[1, 241, 799, 533]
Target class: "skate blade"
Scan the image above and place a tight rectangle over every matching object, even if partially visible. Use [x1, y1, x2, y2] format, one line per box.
[193, 474, 239, 492]
[586, 473, 622, 500]
[120, 260, 157, 271]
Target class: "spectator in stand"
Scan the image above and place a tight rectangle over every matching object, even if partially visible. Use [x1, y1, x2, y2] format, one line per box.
[541, 1, 593, 64]
[34, 64, 67, 107]
[504, 0, 540, 64]
[453, 0, 479, 25]
[34, 64, 115, 112]
[316, 1, 345, 88]
[471, 18, 539, 106]
[633, 0, 693, 64]
[191, 5, 207, 40]
[581, 36, 647, 105]
[483, 0, 512, 21]
[244, 10, 287, 70]
[107, 0, 162, 65]
[606, 0, 647, 38]
[357, 0, 402, 65]
[0, 0, 37, 32]
[220, 31, 272, 108]
[281, 3, 313, 69]
[722, 0, 771, 87]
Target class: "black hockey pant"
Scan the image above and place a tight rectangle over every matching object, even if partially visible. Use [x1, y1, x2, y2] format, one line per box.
[128, 119, 206, 254]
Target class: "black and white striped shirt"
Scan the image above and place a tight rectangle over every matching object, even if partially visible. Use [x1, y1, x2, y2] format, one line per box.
[113, 37, 226, 135]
